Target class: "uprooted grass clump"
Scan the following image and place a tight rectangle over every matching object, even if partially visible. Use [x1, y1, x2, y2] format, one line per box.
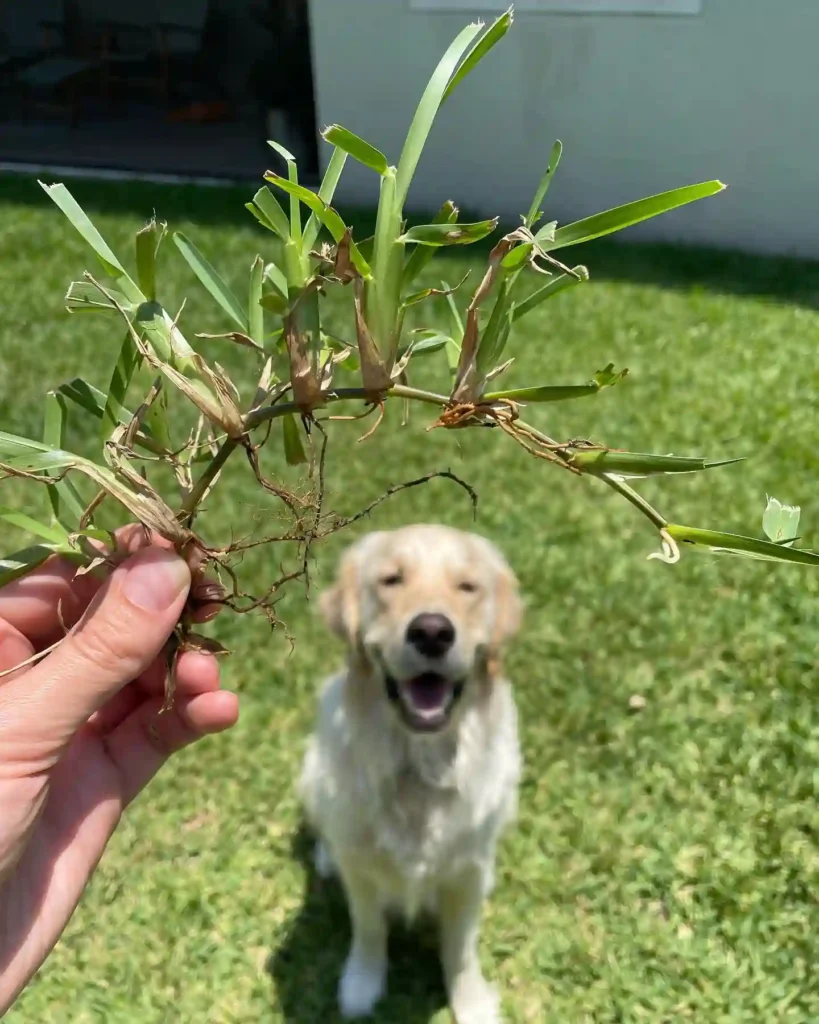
[2, 8, 818, 708]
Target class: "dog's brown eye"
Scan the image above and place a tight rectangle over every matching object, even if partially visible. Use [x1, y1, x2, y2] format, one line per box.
[458, 581, 479, 594]
[381, 572, 403, 587]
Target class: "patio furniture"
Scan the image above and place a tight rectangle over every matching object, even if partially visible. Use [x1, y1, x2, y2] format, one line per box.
[17, 55, 96, 126]
[0, 1, 68, 59]
[157, 0, 210, 102]
[1, 2, 95, 124]
[76, 0, 158, 105]
[75, 0, 209, 106]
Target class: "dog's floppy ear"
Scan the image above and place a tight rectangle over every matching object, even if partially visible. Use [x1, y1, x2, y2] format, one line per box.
[319, 551, 358, 640]
[319, 534, 382, 642]
[474, 536, 522, 647]
[493, 560, 523, 644]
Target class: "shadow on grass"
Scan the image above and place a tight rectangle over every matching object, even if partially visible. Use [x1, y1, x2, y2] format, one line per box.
[267, 825, 445, 1024]
[4, 172, 819, 309]
[0, 172, 380, 237]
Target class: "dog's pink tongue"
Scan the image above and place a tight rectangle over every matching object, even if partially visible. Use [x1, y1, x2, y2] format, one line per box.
[407, 673, 449, 710]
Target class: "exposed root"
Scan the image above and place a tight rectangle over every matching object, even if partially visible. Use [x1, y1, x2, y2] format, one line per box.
[243, 437, 310, 516]
[430, 399, 609, 473]
[331, 468, 479, 528]
[356, 400, 385, 443]
[647, 528, 681, 565]
[3, 388, 480, 716]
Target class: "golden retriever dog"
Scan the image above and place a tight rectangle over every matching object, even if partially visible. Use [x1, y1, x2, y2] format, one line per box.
[299, 525, 522, 1023]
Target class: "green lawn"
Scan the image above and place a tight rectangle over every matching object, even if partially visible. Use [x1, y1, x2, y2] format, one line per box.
[1, 175, 818, 1024]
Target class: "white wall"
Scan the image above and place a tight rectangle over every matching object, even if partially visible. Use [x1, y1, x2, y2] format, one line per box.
[309, 0, 819, 257]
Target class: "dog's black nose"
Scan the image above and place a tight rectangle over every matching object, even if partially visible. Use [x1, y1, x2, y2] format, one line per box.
[406, 613, 456, 658]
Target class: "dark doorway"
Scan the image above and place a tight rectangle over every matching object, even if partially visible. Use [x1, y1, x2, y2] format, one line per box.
[0, 1, 319, 180]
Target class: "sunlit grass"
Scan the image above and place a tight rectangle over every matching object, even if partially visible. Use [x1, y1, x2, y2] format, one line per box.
[2, 175, 818, 1023]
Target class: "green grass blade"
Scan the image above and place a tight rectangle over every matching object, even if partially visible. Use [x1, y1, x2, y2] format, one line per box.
[39, 181, 128, 279]
[442, 282, 464, 338]
[397, 334, 451, 360]
[65, 280, 135, 315]
[369, 169, 405, 365]
[402, 201, 458, 289]
[43, 391, 66, 451]
[411, 336, 450, 356]
[322, 124, 388, 176]
[2, 448, 76, 474]
[260, 292, 287, 316]
[0, 545, 65, 588]
[357, 235, 375, 264]
[265, 174, 344, 234]
[143, 386, 173, 453]
[134, 300, 195, 366]
[58, 377, 165, 455]
[476, 279, 514, 376]
[398, 218, 498, 246]
[0, 505, 68, 545]
[268, 139, 296, 163]
[441, 280, 464, 373]
[249, 256, 265, 345]
[525, 141, 562, 228]
[395, 21, 483, 206]
[101, 331, 140, 443]
[57, 378, 120, 422]
[264, 261, 289, 299]
[483, 383, 600, 402]
[173, 232, 248, 331]
[245, 202, 273, 233]
[247, 186, 291, 240]
[303, 147, 349, 252]
[667, 524, 819, 566]
[762, 496, 800, 546]
[443, 7, 514, 102]
[570, 450, 719, 476]
[43, 391, 85, 526]
[43, 390, 65, 523]
[0, 431, 54, 459]
[501, 243, 534, 271]
[282, 413, 308, 465]
[534, 220, 558, 245]
[135, 217, 166, 301]
[269, 140, 302, 244]
[265, 174, 371, 278]
[512, 267, 589, 322]
[543, 181, 727, 251]
[403, 286, 453, 308]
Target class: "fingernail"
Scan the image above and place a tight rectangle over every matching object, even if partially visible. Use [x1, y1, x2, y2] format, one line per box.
[192, 581, 227, 604]
[122, 549, 190, 612]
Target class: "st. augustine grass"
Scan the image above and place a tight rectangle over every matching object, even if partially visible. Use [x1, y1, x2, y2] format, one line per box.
[1, 176, 818, 1023]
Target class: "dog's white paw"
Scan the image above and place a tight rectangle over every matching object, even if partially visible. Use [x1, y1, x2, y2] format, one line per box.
[450, 970, 502, 1024]
[338, 954, 386, 1018]
[313, 839, 335, 879]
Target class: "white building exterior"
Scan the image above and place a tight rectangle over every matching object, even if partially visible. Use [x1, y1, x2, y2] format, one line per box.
[310, 1, 819, 257]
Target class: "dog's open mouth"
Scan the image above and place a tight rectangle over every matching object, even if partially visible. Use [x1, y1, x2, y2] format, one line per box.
[385, 672, 465, 733]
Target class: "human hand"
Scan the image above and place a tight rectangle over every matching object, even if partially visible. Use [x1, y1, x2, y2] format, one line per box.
[0, 529, 239, 1013]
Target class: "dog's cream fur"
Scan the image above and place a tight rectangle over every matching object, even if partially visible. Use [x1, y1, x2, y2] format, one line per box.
[299, 525, 522, 1023]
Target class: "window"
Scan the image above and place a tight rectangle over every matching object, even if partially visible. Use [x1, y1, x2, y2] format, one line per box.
[410, 1, 701, 14]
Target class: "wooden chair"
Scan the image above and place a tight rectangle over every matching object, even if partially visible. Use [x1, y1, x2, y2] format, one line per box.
[2, 1, 97, 125]
[75, 0, 209, 107]
[156, 0, 210, 103]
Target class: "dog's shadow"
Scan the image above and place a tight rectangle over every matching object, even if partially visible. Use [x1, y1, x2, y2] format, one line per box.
[267, 825, 447, 1023]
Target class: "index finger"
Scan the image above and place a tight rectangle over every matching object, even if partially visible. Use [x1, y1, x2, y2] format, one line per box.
[0, 526, 221, 645]
[0, 525, 159, 642]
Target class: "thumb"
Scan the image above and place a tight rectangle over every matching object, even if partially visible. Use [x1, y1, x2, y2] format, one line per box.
[2, 548, 190, 756]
